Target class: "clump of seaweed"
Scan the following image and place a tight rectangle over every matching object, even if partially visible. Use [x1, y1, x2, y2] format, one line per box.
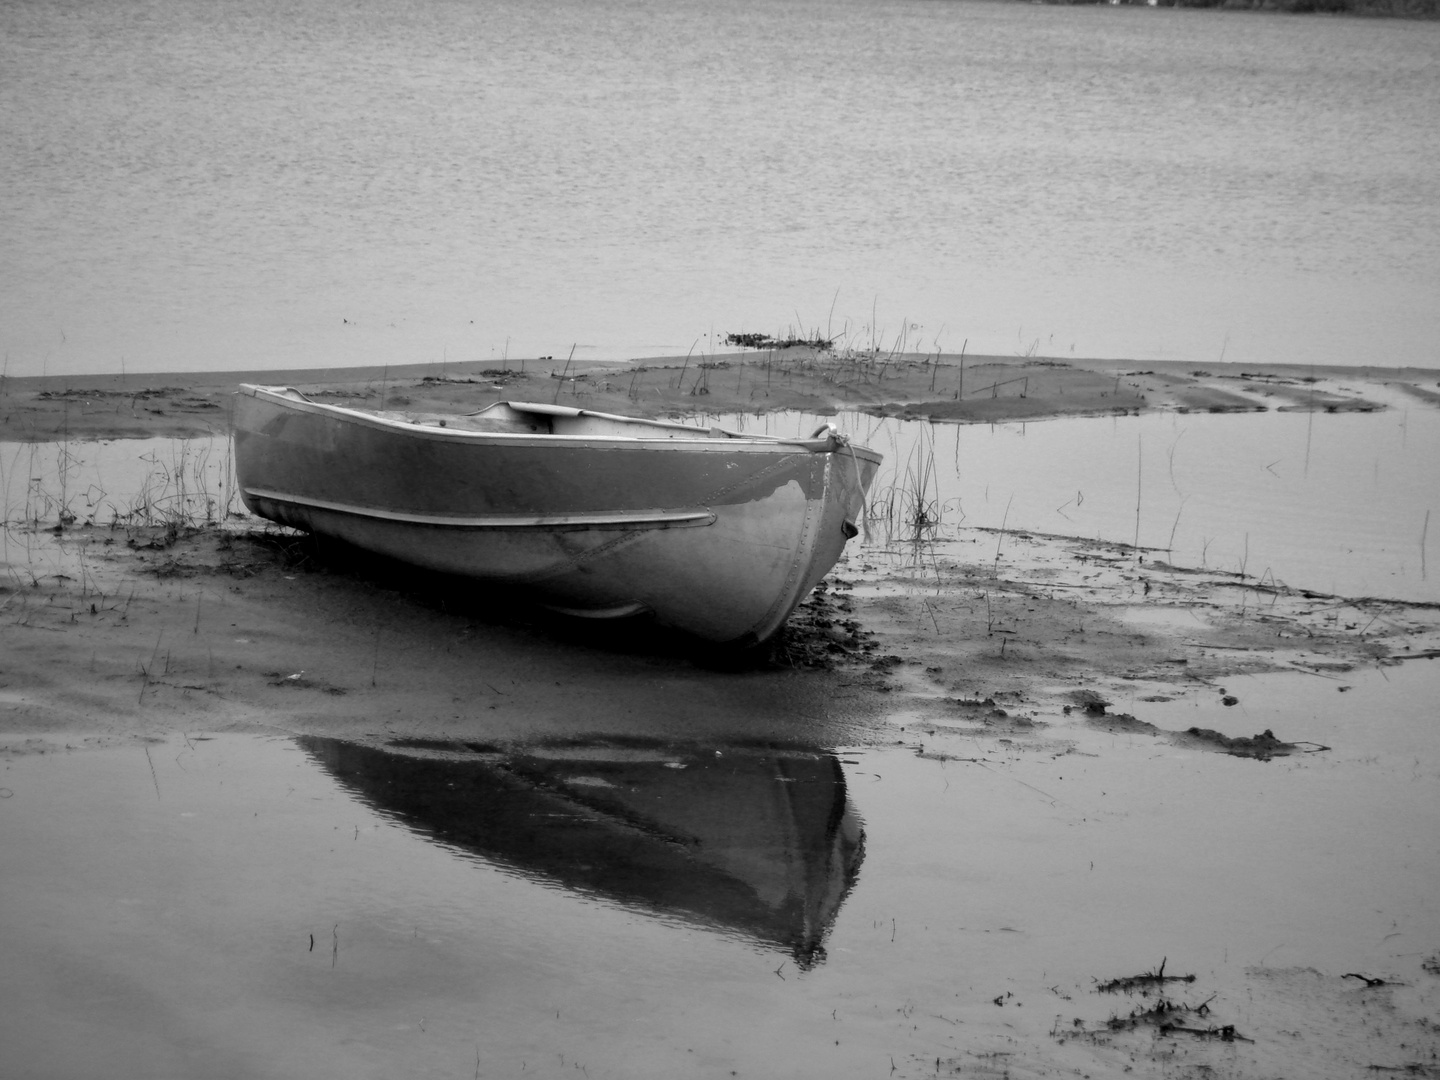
[1099, 995, 1249, 1042]
[1095, 957, 1196, 995]
[1053, 960, 1253, 1045]
[723, 331, 834, 350]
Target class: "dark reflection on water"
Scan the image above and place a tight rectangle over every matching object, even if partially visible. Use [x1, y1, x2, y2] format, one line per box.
[298, 736, 864, 967]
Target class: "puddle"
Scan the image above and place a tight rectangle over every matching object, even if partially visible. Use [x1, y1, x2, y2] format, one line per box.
[1114, 604, 1212, 631]
[1101, 656, 1440, 761]
[4, 657, 1438, 1080]
[0, 734, 863, 1079]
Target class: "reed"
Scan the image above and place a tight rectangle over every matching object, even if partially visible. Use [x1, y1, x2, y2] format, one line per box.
[1133, 432, 1142, 562]
[864, 426, 943, 548]
[672, 339, 699, 392]
[1166, 500, 1187, 555]
[1423, 508, 1431, 580]
[2, 436, 244, 611]
[551, 344, 577, 404]
[993, 495, 1013, 577]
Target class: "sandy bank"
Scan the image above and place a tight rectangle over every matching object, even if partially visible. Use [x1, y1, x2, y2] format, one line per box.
[3, 351, 1436, 442]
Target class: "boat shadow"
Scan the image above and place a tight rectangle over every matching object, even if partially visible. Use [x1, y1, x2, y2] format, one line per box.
[254, 529, 844, 670]
[298, 735, 865, 968]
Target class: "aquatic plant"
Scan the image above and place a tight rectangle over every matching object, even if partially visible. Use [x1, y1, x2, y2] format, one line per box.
[862, 424, 949, 563]
[3, 437, 239, 534]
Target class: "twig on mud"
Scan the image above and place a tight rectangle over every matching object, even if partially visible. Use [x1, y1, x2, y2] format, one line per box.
[138, 629, 165, 703]
[1343, 973, 1390, 987]
[142, 742, 161, 801]
[993, 495, 1013, 577]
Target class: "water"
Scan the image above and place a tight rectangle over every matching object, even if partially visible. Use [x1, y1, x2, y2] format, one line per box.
[4, 0, 1439, 378]
[0, 435, 237, 529]
[722, 399, 1440, 603]
[4, 661, 1438, 1078]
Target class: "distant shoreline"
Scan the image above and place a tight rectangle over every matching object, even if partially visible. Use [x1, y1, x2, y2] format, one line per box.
[1032, 0, 1437, 16]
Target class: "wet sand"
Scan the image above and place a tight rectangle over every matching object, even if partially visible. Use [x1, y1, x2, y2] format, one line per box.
[4, 351, 1440, 1077]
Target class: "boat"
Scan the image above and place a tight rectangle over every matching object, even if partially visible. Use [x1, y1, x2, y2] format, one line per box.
[298, 736, 864, 967]
[231, 384, 881, 646]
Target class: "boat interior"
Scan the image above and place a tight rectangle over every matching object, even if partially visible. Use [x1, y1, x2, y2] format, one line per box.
[381, 400, 750, 440]
[258, 386, 831, 443]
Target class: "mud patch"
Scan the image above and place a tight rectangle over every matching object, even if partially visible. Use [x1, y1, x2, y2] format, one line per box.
[1176, 725, 1327, 759]
[1084, 706, 1328, 759]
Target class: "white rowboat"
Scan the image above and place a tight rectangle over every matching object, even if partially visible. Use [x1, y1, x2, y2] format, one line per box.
[232, 385, 881, 646]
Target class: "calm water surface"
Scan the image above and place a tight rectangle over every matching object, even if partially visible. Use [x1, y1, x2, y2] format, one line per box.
[3, 660, 1438, 1078]
[3, 0, 1438, 376]
[725, 400, 1440, 602]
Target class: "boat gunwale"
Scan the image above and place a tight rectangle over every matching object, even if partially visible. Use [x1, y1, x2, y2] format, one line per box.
[235, 384, 883, 463]
[241, 487, 719, 531]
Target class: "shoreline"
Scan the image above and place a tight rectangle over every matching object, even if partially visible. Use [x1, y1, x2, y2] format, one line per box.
[5, 352, 1438, 740]
[4, 348, 1437, 749]
[3, 352, 1437, 443]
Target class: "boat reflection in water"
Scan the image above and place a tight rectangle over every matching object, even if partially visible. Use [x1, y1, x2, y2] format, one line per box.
[298, 736, 864, 967]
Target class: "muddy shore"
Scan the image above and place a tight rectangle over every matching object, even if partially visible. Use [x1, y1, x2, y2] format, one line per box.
[4, 350, 1438, 749]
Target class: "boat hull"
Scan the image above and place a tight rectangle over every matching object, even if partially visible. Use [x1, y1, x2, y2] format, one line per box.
[232, 385, 880, 645]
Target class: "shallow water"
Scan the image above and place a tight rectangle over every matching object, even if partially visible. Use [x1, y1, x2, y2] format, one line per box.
[3, 660, 1437, 1078]
[726, 402, 1440, 603]
[0, 435, 236, 529]
[4, 0, 1439, 376]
